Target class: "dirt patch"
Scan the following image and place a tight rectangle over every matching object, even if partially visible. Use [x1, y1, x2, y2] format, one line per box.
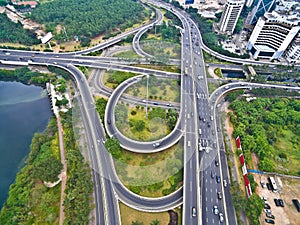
[251, 153, 259, 170]
[256, 175, 300, 225]
[168, 210, 178, 225]
[223, 103, 234, 136]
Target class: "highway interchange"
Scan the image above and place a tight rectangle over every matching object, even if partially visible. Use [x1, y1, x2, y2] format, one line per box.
[1, 0, 300, 224]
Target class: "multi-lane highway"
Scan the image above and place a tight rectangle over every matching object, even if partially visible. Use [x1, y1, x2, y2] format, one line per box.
[1, 0, 300, 224]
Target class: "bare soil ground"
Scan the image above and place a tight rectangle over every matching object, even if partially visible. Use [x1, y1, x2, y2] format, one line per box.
[254, 174, 300, 225]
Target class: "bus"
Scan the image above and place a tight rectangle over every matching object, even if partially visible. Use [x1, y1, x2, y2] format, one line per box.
[269, 177, 278, 192]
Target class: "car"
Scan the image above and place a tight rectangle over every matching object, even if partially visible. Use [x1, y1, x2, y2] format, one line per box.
[261, 182, 267, 188]
[219, 212, 224, 222]
[217, 191, 222, 199]
[215, 159, 219, 167]
[266, 213, 275, 219]
[267, 183, 272, 190]
[213, 205, 219, 215]
[264, 209, 272, 213]
[223, 179, 227, 187]
[278, 199, 284, 207]
[207, 122, 211, 127]
[274, 198, 280, 207]
[216, 176, 220, 183]
[191, 112, 194, 117]
[211, 171, 215, 178]
[202, 118, 206, 122]
[262, 196, 267, 201]
[265, 219, 275, 224]
[152, 142, 160, 148]
[142, 100, 146, 103]
[107, 119, 111, 124]
[153, 102, 158, 105]
[53, 62, 57, 64]
[192, 207, 197, 217]
[264, 204, 271, 209]
[199, 116, 202, 120]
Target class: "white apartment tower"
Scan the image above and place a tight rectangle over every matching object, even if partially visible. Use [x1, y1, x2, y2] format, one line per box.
[218, 0, 245, 34]
[284, 34, 300, 64]
[247, 11, 300, 60]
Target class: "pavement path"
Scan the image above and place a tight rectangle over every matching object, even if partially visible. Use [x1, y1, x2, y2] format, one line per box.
[57, 117, 67, 225]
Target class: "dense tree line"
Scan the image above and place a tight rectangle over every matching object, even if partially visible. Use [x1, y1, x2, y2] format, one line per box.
[0, 14, 39, 45]
[0, 117, 61, 224]
[29, 0, 149, 44]
[229, 97, 300, 173]
[60, 110, 93, 225]
[0, 67, 56, 87]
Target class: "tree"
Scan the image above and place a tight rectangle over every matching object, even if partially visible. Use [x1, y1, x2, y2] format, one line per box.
[150, 219, 161, 225]
[134, 120, 146, 132]
[105, 138, 121, 159]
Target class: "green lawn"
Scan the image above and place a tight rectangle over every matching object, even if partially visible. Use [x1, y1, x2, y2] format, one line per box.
[207, 81, 220, 94]
[125, 76, 180, 102]
[115, 104, 171, 141]
[113, 50, 142, 59]
[273, 129, 300, 175]
[119, 202, 170, 225]
[115, 140, 184, 197]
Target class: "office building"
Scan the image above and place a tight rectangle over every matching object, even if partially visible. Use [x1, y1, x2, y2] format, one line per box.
[246, 0, 254, 7]
[247, 11, 300, 60]
[284, 34, 300, 64]
[217, 0, 245, 34]
[247, 0, 277, 25]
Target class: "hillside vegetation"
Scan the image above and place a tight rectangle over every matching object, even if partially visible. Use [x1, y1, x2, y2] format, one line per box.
[0, 14, 39, 46]
[229, 97, 300, 175]
[30, 0, 149, 44]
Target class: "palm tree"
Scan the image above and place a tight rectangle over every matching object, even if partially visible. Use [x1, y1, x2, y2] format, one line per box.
[131, 221, 143, 225]
[150, 219, 161, 225]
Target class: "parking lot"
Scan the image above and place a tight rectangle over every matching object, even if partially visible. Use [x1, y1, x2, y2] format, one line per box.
[255, 175, 300, 225]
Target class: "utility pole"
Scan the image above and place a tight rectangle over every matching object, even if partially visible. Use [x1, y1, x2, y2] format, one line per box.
[145, 74, 149, 118]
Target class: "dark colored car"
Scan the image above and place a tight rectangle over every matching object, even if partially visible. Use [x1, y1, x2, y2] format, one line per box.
[217, 191, 222, 199]
[278, 199, 284, 207]
[266, 213, 275, 219]
[215, 159, 219, 167]
[264, 204, 271, 209]
[216, 176, 220, 183]
[274, 198, 280, 207]
[107, 119, 111, 124]
[265, 219, 275, 224]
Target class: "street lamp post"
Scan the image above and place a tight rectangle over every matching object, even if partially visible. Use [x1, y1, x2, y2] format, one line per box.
[146, 74, 149, 118]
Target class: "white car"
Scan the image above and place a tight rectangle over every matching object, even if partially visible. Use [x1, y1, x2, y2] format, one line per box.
[219, 212, 224, 222]
[213, 205, 219, 215]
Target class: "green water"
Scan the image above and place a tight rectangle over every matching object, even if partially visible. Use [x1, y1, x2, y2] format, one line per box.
[0, 81, 52, 208]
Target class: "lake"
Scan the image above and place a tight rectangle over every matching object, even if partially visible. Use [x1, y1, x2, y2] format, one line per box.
[0, 81, 52, 208]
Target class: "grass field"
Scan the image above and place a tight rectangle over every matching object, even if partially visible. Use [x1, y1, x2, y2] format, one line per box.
[207, 81, 220, 94]
[115, 140, 184, 197]
[273, 129, 300, 175]
[119, 202, 170, 225]
[113, 50, 142, 59]
[132, 64, 181, 73]
[115, 104, 171, 141]
[125, 77, 180, 103]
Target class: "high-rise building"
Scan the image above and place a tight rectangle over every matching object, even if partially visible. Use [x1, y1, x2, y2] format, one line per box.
[284, 34, 300, 64]
[247, 11, 300, 60]
[245, 0, 254, 7]
[218, 0, 245, 34]
[247, 0, 277, 25]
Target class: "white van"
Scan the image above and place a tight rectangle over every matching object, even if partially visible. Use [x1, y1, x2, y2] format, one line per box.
[198, 129, 202, 135]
